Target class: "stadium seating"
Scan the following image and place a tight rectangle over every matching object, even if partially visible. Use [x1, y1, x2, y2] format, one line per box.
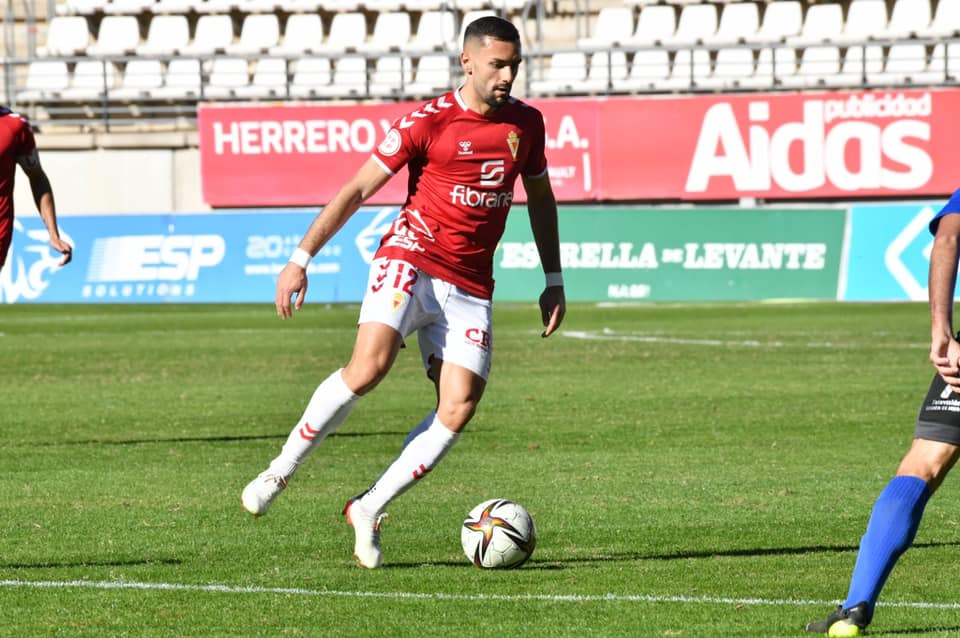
[316, 12, 367, 53]
[704, 3, 760, 45]
[405, 54, 455, 97]
[104, 0, 156, 14]
[837, 44, 884, 86]
[62, 60, 118, 100]
[577, 6, 635, 50]
[205, 57, 250, 98]
[270, 14, 324, 55]
[917, 0, 960, 37]
[289, 56, 332, 98]
[661, 47, 711, 89]
[738, 46, 796, 88]
[152, 58, 202, 99]
[403, 10, 457, 53]
[312, 55, 367, 97]
[582, 50, 629, 92]
[137, 15, 190, 55]
[661, 3, 718, 45]
[833, 0, 887, 45]
[752, 1, 802, 43]
[877, 42, 933, 84]
[623, 4, 676, 47]
[234, 58, 289, 98]
[181, 14, 233, 55]
[882, 0, 933, 39]
[698, 47, 756, 89]
[112, 59, 165, 100]
[87, 15, 141, 56]
[357, 12, 412, 53]
[227, 14, 281, 55]
[529, 50, 587, 94]
[37, 16, 90, 57]
[613, 48, 671, 92]
[787, 3, 844, 44]
[368, 55, 414, 97]
[17, 60, 70, 102]
[779, 45, 842, 88]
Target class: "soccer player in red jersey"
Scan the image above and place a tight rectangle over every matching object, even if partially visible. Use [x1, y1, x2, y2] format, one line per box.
[0, 108, 72, 270]
[242, 16, 565, 568]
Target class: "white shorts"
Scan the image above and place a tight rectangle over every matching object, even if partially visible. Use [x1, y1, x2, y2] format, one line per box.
[357, 258, 493, 380]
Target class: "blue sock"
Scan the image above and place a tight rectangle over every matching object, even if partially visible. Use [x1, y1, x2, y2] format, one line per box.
[843, 475, 931, 616]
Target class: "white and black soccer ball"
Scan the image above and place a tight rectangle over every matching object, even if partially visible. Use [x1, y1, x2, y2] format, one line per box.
[461, 499, 537, 569]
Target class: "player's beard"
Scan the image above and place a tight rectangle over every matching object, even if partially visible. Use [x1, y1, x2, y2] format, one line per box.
[484, 84, 512, 110]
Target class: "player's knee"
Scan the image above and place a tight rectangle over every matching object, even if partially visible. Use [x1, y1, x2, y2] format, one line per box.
[436, 400, 478, 432]
[342, 360, 392, 396]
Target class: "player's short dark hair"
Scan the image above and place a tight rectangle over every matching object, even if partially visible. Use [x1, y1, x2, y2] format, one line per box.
[463, 16, 520, 47]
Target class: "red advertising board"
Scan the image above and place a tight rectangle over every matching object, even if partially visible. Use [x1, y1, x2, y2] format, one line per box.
[198, 89, 960, 207]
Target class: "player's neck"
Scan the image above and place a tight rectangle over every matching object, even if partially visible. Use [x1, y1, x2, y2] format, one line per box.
[457, 86, 500, 117]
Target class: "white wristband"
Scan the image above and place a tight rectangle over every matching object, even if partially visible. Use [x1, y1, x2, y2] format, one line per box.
[289, 247, 311, 269]
[545, 272, 564, 287]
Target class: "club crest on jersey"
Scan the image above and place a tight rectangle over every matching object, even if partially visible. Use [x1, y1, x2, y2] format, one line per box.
[506, 131, 520, 160]
[458, 140, 473, 156]
[378, 129, 402, 157]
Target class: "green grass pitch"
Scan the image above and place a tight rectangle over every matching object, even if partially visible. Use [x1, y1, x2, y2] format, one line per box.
[4, 301, 960, 637]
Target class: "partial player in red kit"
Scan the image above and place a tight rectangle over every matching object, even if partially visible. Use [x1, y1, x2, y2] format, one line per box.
[0, 108, 72, 270]
[241, 16, 565, 568]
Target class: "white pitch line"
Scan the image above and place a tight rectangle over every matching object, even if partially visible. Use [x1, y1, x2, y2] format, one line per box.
[1, 579, 959, 611]
[563, 330, 926, 350]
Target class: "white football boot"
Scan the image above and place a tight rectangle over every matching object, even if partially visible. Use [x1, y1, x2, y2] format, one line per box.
[344, 497, 388, 568]
[241, 471, 287, 518]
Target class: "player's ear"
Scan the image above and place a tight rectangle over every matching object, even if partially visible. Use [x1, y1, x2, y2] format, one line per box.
[460, 51, 472, 75]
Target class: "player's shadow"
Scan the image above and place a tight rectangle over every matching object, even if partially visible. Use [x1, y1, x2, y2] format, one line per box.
[0, 558, 182, 569]
[386, 541, 960, 570]
[37, 432, 409, 446]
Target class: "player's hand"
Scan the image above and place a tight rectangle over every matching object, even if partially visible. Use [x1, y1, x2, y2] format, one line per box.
[931, 333, 960, 388]
[539, 285, 566, 338]
[275, 262, 308, 319]
[50, 238, 72, 266]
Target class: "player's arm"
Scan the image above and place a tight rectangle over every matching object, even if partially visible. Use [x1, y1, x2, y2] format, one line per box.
[275, 157, 392, 318]
[929, 211, 960, 386]
[522, 172, 565, 338]
[17, 150, 72, 266]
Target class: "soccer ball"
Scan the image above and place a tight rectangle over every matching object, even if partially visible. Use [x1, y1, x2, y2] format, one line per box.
[461, 499, 537, 569]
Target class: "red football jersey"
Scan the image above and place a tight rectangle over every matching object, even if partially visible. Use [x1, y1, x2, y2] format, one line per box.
[371, 89, 548, 299]
[0, 109, 37, 254]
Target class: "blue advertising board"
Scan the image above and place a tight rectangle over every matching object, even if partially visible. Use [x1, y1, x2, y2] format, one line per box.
[843, 202, 944, 301]
[1, 207, 400, 303]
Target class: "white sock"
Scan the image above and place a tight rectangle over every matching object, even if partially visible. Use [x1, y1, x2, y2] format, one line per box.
[360, 416, 459, 514]
[268, 368, 359, 478]
[402, 410, 437, 449]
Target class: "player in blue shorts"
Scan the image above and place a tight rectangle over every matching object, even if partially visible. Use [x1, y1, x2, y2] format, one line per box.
[807, 187, 960, 636]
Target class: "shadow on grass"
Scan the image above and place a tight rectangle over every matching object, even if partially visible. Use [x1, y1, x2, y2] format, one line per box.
[0, 557, 182, 569]
[384, 541, 960, 570]
[34, 432, 410, 446]
[875, 628, 960, 636]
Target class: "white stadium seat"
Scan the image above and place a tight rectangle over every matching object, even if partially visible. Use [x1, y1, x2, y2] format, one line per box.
[916, 0, 960, 38]
[62, 60, 118, 100]
[779, 45, 841, 89]
[623, 4, 676, 47]
[356, 12, 411, 53]
[577, 6, 635, 50]
[312, 55, 367, 98]
[661, 3, 718, 46]
[227, 14, 281, 55]
[103, 0, 156, 13]
[613, 48, 671, 92]
[112, 59, 164, 100]
[37, 16, 90, 57]
[752, 0, 802, 43]
[270, 14, 324, 55]
[697, 47, 755, 89]
[18, 60, 70, 101]
[881, 0, 932, 39]
[182, 14, 234, 55]
[234, 58, 289, 99]
[405, 53, 454, 97]
[153, 58, 201, 99]
[529, 51, 587, 94]
[403, 11, 457, 54]
[787, 3, 843, 44]
[703, 3, 759, 45]
[290, 56, 332, 98]
[582, 50, 628, 92]
[315, 12, 367, 53]
[88, 15, 141, 56]
[834, 0, 887, 45]
[205, 57, 250, 99]
[137, 15, 190, 55]
[876, 43, 932, 85]
[835, 44, 884, 86]
[660, 48, 711, 90]
[368, 54, 414, 98]
[738, 46, 796, 89]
